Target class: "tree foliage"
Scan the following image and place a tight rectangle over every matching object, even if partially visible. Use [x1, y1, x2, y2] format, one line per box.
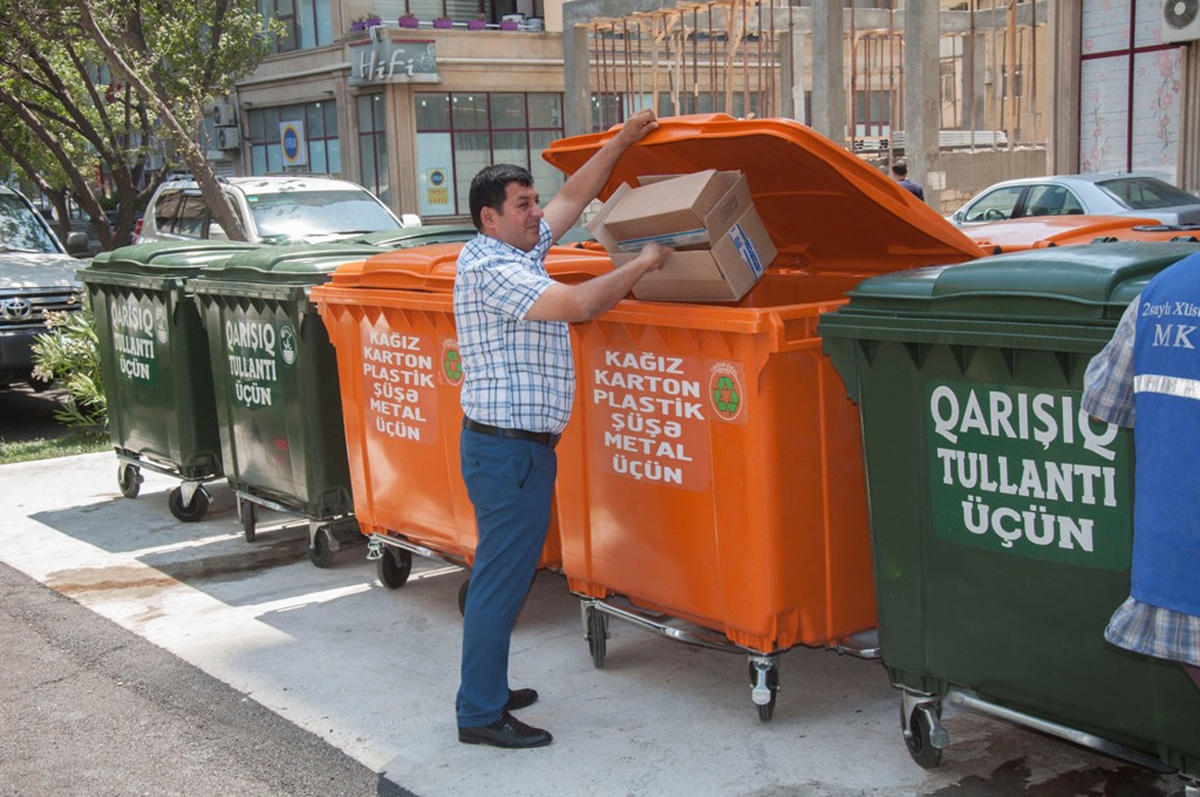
[0, 0, 278, 247]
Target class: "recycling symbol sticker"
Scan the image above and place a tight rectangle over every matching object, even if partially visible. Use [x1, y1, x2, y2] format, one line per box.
[708, 363, 745, 423]
[441, 340, 463, 385]
[279, 324, 298, 366]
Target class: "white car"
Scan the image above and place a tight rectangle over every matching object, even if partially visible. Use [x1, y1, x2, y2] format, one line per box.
[0, 185, 90, 388]
[949, 173, 1200, 227]
[135, 174, 420, 245]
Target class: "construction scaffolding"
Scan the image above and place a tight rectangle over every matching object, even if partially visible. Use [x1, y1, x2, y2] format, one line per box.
[579, 0, 1047, 158]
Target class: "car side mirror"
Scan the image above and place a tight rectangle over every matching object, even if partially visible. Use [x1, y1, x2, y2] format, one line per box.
[65, 231, 91, 257]
[951, 210, 964, 223]
[400, 213, 422, 228]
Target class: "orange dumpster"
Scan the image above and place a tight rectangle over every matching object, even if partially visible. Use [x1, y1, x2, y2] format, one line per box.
[542, 114, 983, 720]
[310, 243, 614, 606]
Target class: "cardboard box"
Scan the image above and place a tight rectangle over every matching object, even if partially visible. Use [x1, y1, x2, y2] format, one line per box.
[587, 169, 777, 302]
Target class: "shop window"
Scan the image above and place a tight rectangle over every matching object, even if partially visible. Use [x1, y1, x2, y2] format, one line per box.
[357, 94, 390, 204]
[246, 101, 341, 176]
[415, 92, 564, 218]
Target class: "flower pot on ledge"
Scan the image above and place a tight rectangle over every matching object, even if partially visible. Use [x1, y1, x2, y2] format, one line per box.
[398, 15, 419, 28]
[499, 20, 519, 30]
[467, 18, 487, 30]
[432, 17, 453, 29]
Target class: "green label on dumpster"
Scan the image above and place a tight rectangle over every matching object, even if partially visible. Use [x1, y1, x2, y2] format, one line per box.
[927, 381, 1132, 570]
[109, 297, 161, 386]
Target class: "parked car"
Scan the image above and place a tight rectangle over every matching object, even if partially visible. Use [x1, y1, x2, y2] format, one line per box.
[949, 173, 1200, 227]
[0, 185, 90, 389]
[135, 174, 420, 245]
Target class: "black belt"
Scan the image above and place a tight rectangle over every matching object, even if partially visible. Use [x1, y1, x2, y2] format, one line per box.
[463, 418, 561, 449]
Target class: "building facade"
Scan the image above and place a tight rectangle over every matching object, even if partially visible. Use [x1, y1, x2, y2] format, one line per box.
[214, 0, 1199, 222]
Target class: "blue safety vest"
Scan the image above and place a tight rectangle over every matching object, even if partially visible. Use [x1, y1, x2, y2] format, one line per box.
[1131, 252, 1200, 615]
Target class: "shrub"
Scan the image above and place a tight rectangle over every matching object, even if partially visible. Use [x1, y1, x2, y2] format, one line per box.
[30, 296, 107, 432]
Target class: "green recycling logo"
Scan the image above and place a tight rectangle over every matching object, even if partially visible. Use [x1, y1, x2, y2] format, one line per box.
[709, 364, 744, 422]
[441, 340, 463, 385]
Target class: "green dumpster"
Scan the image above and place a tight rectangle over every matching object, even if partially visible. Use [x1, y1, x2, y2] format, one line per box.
[79, 241, 261, 521]
[818, 241, 1200, 781]
[350, 223, 477, 249]
[189, 244, 380, 566]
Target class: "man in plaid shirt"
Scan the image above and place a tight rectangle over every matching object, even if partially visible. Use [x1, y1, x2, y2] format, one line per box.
[1082, 250, 1200, 693]
[453, 109, 670, 749]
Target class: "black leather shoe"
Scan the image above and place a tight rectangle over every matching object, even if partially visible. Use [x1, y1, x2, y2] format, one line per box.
[505, 688, 538, 711]
[458, 711, 552, 749]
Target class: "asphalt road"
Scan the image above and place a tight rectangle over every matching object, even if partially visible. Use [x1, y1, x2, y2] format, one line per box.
[0, 561, 403, 797]
[0, 383, 71, 443]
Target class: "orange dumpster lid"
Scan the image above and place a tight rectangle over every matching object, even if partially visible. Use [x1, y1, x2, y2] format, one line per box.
[321, 241, 617, 292]
[961, 214, 1163, 254]
[542, 114, 981, 275]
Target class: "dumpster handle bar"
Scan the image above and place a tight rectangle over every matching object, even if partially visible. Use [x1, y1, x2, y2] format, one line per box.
[366, 532, 467, 568]
[583, 597, 881, 659]
[946, 687, 1175, 774]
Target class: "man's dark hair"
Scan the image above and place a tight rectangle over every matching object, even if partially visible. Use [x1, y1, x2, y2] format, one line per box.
[891, 160, 909, 178]
[469, 164, 534, 231]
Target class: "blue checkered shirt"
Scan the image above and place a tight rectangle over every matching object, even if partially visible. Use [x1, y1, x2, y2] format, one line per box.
[453, 219, 574, 434]
[1083, 295, 1200, 666]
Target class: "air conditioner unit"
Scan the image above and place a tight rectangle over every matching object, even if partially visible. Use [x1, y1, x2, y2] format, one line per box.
[1162, 0, 1200, 42]
[215, 127, 240, 150]
[212, 101, 237, 127]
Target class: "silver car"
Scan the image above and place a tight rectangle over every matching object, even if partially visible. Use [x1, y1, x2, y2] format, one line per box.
[135, 174, 419, 245]
[0, 185, 90, 388]
[949, 173, 1200, 227]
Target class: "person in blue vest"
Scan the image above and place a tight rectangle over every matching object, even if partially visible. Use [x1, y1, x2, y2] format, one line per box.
[1082, 250, 1200, 690]
[452, 109, 671, 749]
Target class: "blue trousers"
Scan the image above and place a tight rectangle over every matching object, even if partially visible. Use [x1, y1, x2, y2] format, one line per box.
[456, 428, 556, 727]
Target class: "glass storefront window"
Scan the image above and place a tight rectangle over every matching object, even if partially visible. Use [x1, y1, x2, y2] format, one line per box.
[416, 91, 565, 218]
[247, 100, 340, 176]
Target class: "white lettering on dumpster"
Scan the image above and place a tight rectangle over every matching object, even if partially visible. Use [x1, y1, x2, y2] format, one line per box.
[925, 381, 1131, 570]
[361, 327, 437, 443]
[588, 347, 714, 490]
[223, 319, 285, 409]
[109, 298, 157, 384]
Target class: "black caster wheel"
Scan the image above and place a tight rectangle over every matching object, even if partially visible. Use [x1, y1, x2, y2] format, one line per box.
[310, 526, 335, 568]
[117, 463, 142, 499]
[168, 485, 210, 522]
[458, 579, 470, 615]
[239, 498, 257, 542]
[586, 606, 608, 668]
[749, 660, 779, 722]
[903, 700, 945, 769]
[377, 547, 412, 589]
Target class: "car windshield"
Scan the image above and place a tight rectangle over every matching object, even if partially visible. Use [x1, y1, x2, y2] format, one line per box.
[0, 195, 61, 254]
[245, 189, 402, 241]
[1095, 176, 1200, 210]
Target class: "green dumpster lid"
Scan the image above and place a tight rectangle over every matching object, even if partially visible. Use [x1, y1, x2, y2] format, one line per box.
[351, 223, 478, 249]
[191, 242, 382, 286]
[82, 241, 261, 278]
[832, 241, 1200, 323]
[542, 114, 982, 276]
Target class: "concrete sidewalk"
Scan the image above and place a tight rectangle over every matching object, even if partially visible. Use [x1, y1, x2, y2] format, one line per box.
[0, 451, 1185, 796]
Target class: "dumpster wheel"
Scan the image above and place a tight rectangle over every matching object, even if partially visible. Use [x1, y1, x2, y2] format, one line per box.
[585, 606, 608, 668]
[310, 526, 335, 568]
[748, 657, 780, 722]
[377, 547, 413, 589]
[901, 698, 945, 769]
[168, 485, 210, 523]
[117, 462, 143, 499]
[238, 498, 257, 542]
